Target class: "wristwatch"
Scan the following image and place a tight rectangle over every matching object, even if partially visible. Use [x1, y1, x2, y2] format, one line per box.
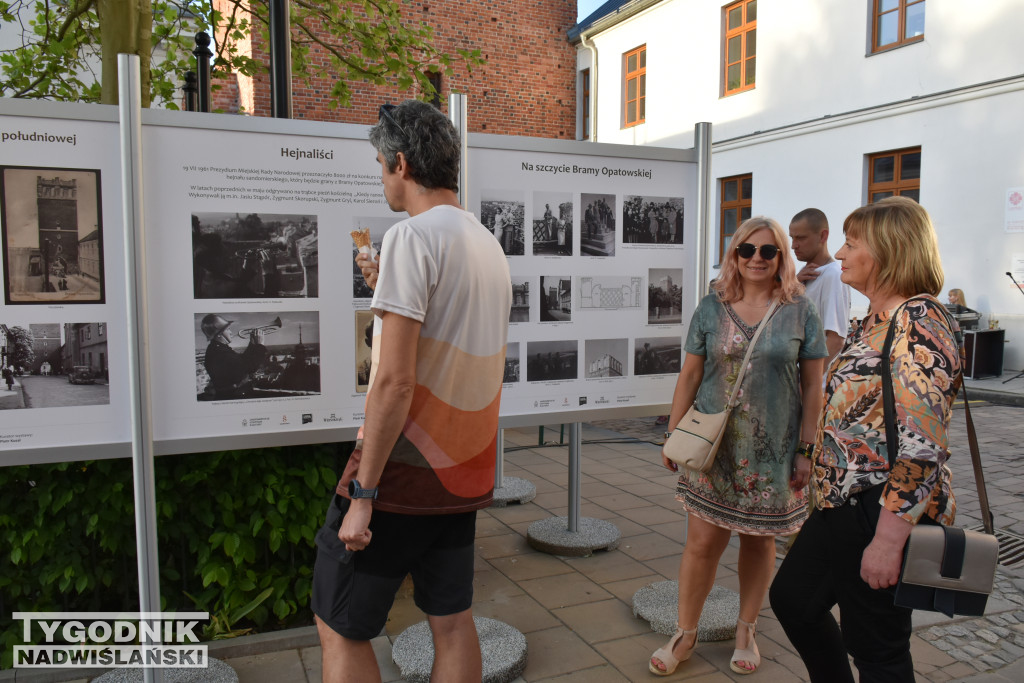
[348, 478, 378, 500]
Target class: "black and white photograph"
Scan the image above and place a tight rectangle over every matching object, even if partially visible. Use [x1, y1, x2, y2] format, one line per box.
[580, 192, 616, 256]
[526, 340, 578, 382]
[532, 191, 573, 256]
[503, 342, 520, 384]
[0, 322, 111, 409]
[578, 276, 643, 310]
[510, 277, 530, 323]
[539, 276, 572, 322]
[1, 167, 104, 304]
[350, 216, 394, 299]
[649, 268, 683, 324]
[354, 310, 374, 394]
[480, 190, 525, 256]
[194, 311, 321, 401]
[623, 195, 684, 245]
[192, 211, 319, 299]
[584, 338, 628, 379]
[634, 336, 682, 376]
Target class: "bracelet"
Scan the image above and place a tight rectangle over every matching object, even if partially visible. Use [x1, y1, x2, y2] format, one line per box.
[795, 442, 815, 459]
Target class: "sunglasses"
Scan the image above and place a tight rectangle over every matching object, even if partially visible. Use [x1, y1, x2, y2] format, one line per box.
[378, 103, 407, 137]
[736, 243, 780, 260]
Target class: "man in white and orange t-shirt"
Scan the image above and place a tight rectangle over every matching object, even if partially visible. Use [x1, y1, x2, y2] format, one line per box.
[312, 100, 511, 683]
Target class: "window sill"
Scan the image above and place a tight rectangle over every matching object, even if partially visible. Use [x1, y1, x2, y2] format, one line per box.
[867, 36, 924, 57]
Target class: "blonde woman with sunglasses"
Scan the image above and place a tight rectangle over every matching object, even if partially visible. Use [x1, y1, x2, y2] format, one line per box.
[650, 217, 827, 676]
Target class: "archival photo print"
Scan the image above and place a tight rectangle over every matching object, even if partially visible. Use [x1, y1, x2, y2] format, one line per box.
[648, 268, 683, 324]
[584, 338, 628, 379]
[195, 311, 321, 401]
[526, 340, 578, 382]
[0, 166, 104, 304]
[539, 275, 571, 322]
[351, 216, 394, 299]
[192, 211, 319, 299]
[0, 322, 111, 409]
[510, 277, 531, 323]
[354, 309, 374, 394]
[503, 342, 520, 384]
[634, 336, 682, 376]
[623, 195, 684, 245]
[580, 192, 616, 256]
[532, 191, 573, 256]
[480, 190, 525, 256]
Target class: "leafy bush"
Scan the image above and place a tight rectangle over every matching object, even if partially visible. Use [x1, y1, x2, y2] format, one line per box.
[0, 443, 349, 669]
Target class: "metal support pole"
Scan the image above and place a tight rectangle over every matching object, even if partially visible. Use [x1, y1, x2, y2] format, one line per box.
[117, 54, 163, 683]
[694, 122, 712, 303]
[193, 32, 212, 113]
[494, 428, 504, 489]
[269, 0, 293, 118]
[567, 422, 581, 533]
[182, 71, 198, 112]
[448, 93, 469, 208]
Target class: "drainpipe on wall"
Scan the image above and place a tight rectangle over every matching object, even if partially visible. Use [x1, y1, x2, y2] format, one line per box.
[580, 33, 598, 142]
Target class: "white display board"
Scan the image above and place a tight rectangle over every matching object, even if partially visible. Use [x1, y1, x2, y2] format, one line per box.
[0, 103, 704, 462]
[0, 101, 133, 464]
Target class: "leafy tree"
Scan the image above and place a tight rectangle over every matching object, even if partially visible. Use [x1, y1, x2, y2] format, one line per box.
[0, 0, 482, 108]
[6, 326, 34, 372]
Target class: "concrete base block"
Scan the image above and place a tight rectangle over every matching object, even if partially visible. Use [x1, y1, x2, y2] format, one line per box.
[491, 476, 536, 507]
[632, 580, 740, 642]
[526, 516, 621, 557]
[392, 617, 527, 683]
[93, 656, 238, 682]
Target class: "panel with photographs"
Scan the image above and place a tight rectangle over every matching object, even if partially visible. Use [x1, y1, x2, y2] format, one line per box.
[584, 338, 628, 379]
[192, 211, 318, 299]
[580, 193, 616, 257]
[634, 336, 682, 376]
[351, 216, 395, 299]
[480, 190, 525, 256]
[503, 342, 520, 384]
[1, 166, 105, 304]
[648, 268, 683, 324]
[510, 277, 531, 323]
[0, 321, 111, 409]
[194, 311, 320, 401]
[354, 310, 374, 394]
[539, 275, 571, 322]
[526, 340, 578, 382]
[623, 195, 684, 245]
[532, 191, 573, 256]
[578, 275, 643, 311]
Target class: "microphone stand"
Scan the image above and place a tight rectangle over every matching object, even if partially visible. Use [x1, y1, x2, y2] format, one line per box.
[1002, 272, 1024, 384]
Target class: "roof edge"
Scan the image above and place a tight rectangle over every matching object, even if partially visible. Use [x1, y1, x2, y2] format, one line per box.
[568, 0, 665, 43]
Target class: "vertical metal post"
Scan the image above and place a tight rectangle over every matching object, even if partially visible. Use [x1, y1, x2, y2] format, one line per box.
[494, 429, 504, 489]
[448, 93, 469, 208]
[118, 54, 163, 683]
[269, 0, 293, 118]
[567, 422, 581, 532]
[694, 122, 712, 304]
[182, 71, 198, 112]
[193, 32, 213, 113]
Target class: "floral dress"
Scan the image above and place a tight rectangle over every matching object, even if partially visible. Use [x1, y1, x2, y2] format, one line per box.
[677, 293, 827, 535]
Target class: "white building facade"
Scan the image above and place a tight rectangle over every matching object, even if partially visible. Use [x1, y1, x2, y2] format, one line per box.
[571, 0, 1024, 370]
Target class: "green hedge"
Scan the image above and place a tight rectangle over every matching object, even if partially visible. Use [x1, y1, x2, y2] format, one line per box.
[0, 444, 349, 669]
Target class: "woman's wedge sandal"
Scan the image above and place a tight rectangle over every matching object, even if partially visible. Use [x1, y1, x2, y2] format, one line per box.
[649, 627, 697, 676]
[730, 618, 761, 675]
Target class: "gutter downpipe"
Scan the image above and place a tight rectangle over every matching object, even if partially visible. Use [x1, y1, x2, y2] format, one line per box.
[580, 32, 598, 142]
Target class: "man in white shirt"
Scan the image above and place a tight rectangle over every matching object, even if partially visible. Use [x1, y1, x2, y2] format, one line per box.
[789, 208, 850, 361]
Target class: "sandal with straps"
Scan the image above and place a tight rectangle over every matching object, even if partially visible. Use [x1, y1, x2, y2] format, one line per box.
[730, 618, 761, 675]
[649, 627, 697, 676]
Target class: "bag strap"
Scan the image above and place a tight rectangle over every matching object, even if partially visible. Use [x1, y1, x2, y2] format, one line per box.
[880, 299, 994, 534]
[725, 298, 780, 409]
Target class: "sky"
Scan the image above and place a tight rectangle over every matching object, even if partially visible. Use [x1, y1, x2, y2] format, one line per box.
[578, 0, 606, 21]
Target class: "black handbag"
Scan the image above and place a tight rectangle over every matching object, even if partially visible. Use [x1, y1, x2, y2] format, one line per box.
[879, 300, 998, 618]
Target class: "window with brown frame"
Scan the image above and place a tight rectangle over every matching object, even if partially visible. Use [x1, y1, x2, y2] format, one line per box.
[867, 147, 921, 203]
[581, 68, 591, 138]
[720, 174, 753, 261]
[872, 0, 925, 53]
[723, 0, 756, 96]
[623, 45, 646, 127]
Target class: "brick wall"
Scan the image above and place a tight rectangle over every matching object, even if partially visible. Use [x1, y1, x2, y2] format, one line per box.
[216, 1, 577, 139]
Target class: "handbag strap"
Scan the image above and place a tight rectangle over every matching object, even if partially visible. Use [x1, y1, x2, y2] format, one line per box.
[725, 298, 780, 409]
[880, 299, 994, 534]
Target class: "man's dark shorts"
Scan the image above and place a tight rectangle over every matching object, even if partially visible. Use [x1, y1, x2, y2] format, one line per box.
[311, 494, 476, 640]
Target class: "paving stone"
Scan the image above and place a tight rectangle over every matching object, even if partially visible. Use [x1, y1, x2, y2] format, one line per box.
[962, 644, 990, 657]
[947, 624, 971, 637]
[977, 629, 1001, 644]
